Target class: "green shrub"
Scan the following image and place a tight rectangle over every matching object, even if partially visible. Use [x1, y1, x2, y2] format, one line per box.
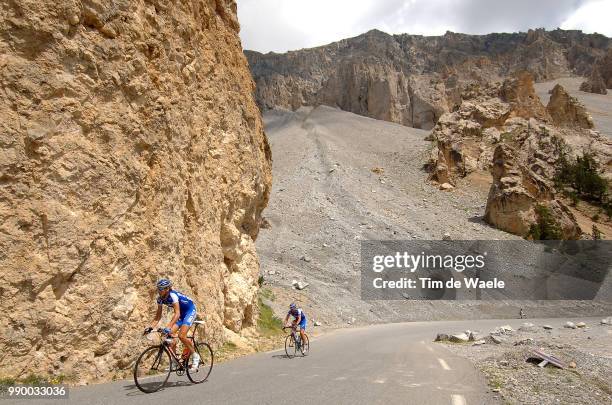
[528, 205, 563, 240]
[555, 153, 609, 203]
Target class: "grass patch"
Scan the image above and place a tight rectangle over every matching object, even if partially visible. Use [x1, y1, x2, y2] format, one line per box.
[259, 287, 275, 301]
[0, 374, 73, 386]
[489, 375, 504, 390]
[215, 342, 240, 361]
[0, 377, 16, 386]
[257, 296, 283, 337]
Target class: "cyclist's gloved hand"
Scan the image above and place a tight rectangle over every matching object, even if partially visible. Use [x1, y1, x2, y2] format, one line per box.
[143, 327, 153, 335]
[162, 327, 171, 335]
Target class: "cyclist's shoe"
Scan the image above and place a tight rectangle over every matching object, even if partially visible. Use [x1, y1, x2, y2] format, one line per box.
[190, 353, 201, 372]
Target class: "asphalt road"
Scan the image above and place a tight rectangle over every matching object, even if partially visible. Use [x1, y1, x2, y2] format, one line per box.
[15, 317, 598, 405]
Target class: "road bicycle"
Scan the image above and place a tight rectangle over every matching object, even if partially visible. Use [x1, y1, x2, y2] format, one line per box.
[283, 325, 309, 358]
[133, 320, 213, 393]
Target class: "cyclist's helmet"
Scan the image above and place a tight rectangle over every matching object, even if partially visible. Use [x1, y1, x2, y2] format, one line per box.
[289, 303, 297, 310]
[157, 278, 172, 290]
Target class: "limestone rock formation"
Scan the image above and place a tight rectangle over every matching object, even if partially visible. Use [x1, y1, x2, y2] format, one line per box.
[429, 73, 609, 239]
[430, 73, 549, 184]
[0, 0, 271, 383]
[547, 84, 594, 129]
[579, 64, 608, 95]
[247, 29, 610, 129]
[484, 144, 580, 239]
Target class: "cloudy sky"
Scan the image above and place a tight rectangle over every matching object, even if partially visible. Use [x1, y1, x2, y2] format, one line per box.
[238, 0, 612, 53]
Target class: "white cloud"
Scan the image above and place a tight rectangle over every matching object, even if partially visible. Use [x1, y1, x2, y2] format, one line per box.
[561, 0, 612, 36]
[238, 0, 601, 53]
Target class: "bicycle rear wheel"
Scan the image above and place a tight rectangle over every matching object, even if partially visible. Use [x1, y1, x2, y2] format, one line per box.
[133, 346, 172, 393]
[301, 334, 310, 356]
[187, 342, 214, 383]
[285, 334, 297, 358]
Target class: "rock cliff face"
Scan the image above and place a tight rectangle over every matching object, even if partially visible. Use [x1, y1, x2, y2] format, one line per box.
[246, 29, 611, 129]
[0, 0, 271, 383]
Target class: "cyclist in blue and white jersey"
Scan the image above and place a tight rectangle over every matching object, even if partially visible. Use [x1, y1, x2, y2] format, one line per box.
[284, 303, 307, 347]
[145, 279, 200, 369]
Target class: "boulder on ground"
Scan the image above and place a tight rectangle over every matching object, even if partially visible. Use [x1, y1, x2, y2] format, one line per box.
[450, 333, 470, 343]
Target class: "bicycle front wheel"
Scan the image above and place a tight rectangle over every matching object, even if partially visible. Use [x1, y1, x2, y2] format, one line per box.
[187, 341, 214, 383]
[285, 334, 296, 358]
[133, 346, 172, 393]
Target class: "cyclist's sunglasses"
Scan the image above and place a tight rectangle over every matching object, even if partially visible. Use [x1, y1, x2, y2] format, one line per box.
[157, 286, 170, 292]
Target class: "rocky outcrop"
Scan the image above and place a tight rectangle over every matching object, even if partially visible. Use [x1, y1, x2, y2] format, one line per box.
[246, 29, 611, 129]
[547, 84, 594, 129]
[429, 73, 609, 239]
[580, 64, 608, 95]
[0, 0, 271, 383]
[430, 73, 549, 184]
[484, 144, 580, 239]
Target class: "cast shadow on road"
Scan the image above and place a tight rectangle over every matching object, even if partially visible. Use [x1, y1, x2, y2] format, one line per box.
[122, 380, 197, 396]
[271, 354, 303, 360]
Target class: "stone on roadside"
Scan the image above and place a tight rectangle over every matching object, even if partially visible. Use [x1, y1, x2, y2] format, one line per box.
[564, 321, 577, 329]
[442, 233, 452, 241]
[435, 333, 449, 342]
[468, 331, 481, 341]
[300, 255, 312, 263]
[489, 335, 505, 344]
[449, 333, 470, 343]
[519, 322, 536, 332]
[440, 183, 454, 191]
[576, 322, 586, 328]
[472, 339, 486, 346]
[313, 320, 321, 327]
[542, 325, 553, 330]
[601, 317, 612, 325]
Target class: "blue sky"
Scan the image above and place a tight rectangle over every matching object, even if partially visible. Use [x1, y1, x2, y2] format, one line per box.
[238, 0, 612, 53]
